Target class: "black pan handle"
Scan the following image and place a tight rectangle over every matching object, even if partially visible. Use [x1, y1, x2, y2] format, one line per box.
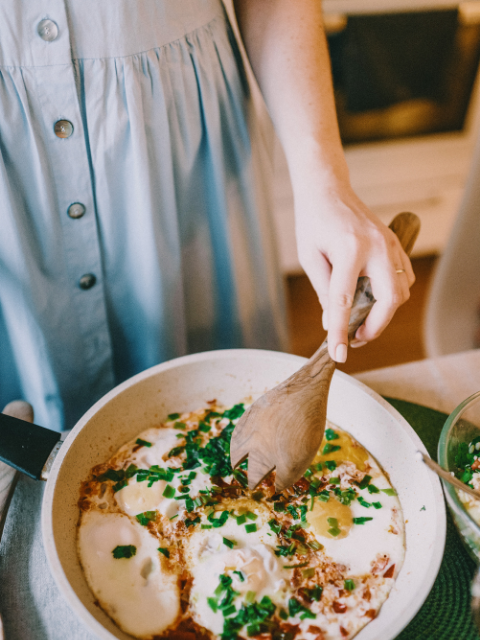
[0, 412, 61, 480]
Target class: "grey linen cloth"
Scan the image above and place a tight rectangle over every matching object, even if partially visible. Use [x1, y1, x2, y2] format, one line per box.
[0, 475, 98, 640]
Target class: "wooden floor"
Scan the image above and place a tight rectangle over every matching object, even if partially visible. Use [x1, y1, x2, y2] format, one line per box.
[285, 255, 438, 375]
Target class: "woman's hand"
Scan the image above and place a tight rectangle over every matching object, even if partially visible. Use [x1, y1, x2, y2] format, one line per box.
[294, 174, 415, 362]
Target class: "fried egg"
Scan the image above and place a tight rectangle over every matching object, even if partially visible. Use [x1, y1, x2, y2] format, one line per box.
[77, 403, 405, 640]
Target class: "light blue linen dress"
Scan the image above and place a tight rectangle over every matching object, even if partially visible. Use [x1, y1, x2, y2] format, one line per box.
[0, 0, 288, 431]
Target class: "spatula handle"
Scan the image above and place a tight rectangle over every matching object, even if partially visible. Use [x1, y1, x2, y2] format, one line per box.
[347, 211, 420, 340]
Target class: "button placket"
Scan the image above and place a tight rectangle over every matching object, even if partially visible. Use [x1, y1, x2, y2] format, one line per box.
[34, 59, 115, 398]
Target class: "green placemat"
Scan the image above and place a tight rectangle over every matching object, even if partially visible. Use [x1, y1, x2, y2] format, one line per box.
[384, 397, 479, 640]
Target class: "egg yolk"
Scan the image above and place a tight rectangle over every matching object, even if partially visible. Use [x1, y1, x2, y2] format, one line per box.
[315, 428, 368, 471]
[307, 496, 353, 539]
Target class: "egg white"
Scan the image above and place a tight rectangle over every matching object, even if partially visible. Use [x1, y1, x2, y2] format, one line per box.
[78, 511, 180, 639]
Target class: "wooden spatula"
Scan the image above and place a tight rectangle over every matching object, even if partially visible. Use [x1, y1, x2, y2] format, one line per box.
[230, 212, 421, 491]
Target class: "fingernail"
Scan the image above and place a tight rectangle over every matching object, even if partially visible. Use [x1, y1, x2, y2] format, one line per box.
[351, 340, 367, 349]
[335, 343, 348, 363]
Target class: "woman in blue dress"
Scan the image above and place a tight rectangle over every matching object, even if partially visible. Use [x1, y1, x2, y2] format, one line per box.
[0, 0, 414, 431]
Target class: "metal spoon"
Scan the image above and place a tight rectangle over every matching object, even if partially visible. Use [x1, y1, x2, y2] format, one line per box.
[230, 212, 421, 491]
[416, 450, 480, 501]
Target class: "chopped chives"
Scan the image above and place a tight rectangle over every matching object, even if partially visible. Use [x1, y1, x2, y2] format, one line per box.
[344, 579, 355, 591]
[222, 605, 236, 617]
[236, 514, 247, 525]
[283, 562, 309, 569]
[158, 547, 170, 558]
[329, 477, 341, 485]
[167, 413, 181, 421]
[245, 523, 257, 533]
[201, 524, 213, 529]
[353, 517, 373, 524]
[223, 537, 236, 549]
[325, 460, 337, 471]
[233, 570, 245, 582]
[302, 568, 316, 579]
[308, 540, 323, 550]
[328, 527, 341, 537]
[246, 511, 258, 521]
[358, 475, 372, 490]
[162, 484, 176, 498]
[367, 484, 380, 494]
[358, 497, 372, 508]
[327, 517, 338, 527]
[207, 597, 218, 612]
[381, 488, 397, 496]
[279, 608, 288, 620]
[273, 502, 285, 512]
[325, 428, 339, 441]
[245, 591, 256, 603]
[135, 438, 152, 448]
[268, 519, 282, 535]
[112, 545, 136, 559]
[322, 443, 341, 455]
[136, 511, 157, 526]
[373, 502, 382, 509]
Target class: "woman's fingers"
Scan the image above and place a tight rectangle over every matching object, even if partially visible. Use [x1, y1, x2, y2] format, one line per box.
[326, 253, 363, 362]
[353, 253, 412, 343]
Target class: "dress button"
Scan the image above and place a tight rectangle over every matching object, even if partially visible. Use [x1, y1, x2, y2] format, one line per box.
[79, 274, 96, 290]
[67, 203, 86, 219]
[37, 19, 59, 42]
[54, 120, 74, 139]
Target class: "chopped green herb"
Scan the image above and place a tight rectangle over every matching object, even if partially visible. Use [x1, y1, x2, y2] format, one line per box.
[136, 511, 157, 526]
[373, 502, 382, 509]
[245, 591, 256, 603]
[420, 505, 426, 511]
[245, 523, 257, 533]
[308, 540, 323, 551]
[329, 477, 341, 485]
[283, 562, 309, 569]
[162, 484, 176, 498]
[167, 413, 181, 421]
[169, 514, 178, 521]
[232, 469, 248, 487]
[288, 597, 316, 620]
[135, 438, 152, 448]
[268, 518, 282, 535]
[174, 421, 186, 430]
[273, 501, 286, 512]
[310, 585, 323, 601]
[325, 428, 339, 441]
[302, 568, 316, 579]
[318, 490, 330, 502]
[251, 491, 264, 502]
[223, 537, 236, 549]
[112, 545, 136, 559]
[185, 516, 200, 528]
[113, 479, 128, 492]
[207, 510, 229, 528]
[323, 443, 341, 455]
[222, 404, 245, 420]
[207, 597, 218, 613]
[236, 514, 247, 525]
[381, 488, 397, 496]
[246, 511, 258, 521]
[353, 517, 373, 524]
[328, 527, 341, 537]
[325, 460, 337, 471]
[367, 484, 380, 494]
[222, 605, 237, 617]
[275, 542, 296, 557]
[167, 445, 185, 458]
[358, 475, 372, 490]
[334, 487, 356, 506]
[158, 547, 170, 558]
[358, 496, 372, 508]
[344, 579, 355, 591]
[201, 524, 213, 529]
[279, 608, 288, 621]
[198, 421, 212, 433]
[97, 468, 125, 482]
[233, 570, 245, 582]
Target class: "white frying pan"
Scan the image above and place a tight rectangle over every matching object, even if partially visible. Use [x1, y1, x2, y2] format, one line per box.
[0, 349, 446, 640]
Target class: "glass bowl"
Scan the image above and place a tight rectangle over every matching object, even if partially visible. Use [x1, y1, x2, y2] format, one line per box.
[438, 390, 480, 562]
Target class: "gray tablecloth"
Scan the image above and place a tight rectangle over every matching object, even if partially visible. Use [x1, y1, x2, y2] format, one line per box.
[0, 475, 97, 640]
